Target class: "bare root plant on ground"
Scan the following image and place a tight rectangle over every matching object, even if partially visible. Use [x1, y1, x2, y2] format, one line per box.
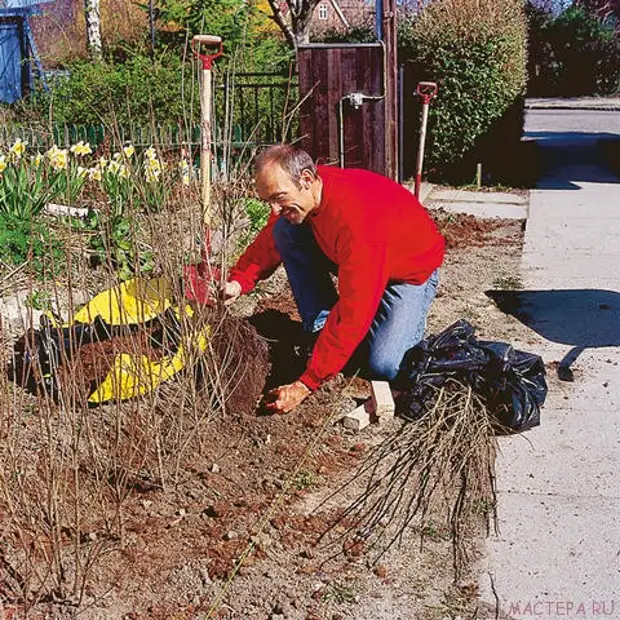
[320, 380, 498, 580]
[0, 134, 270, 613]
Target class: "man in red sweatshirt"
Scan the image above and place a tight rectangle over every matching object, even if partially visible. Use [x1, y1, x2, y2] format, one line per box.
[224, 144, 445, 414]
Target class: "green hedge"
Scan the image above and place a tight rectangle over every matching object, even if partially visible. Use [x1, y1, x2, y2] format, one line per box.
[400, 0, 528, 183]
[21, 52, 193, 126]
[527, 4, 620, 97]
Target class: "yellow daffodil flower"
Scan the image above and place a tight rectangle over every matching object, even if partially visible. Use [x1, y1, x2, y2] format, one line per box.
[146, 157, 162, 172]
[145, 147, 157, 160]
[0, 155, 7, 174]
[88, 167, 102, 182]
[46, 145, 60, 159]
[145, 167, 161, 183]
[77, 166, 89, 179]
[32, 152, 43, 167]
[50, 149, 69, 171]
[9, 138, 27, 159]
[123, 144, 135, 158]
[119, 164, 130, 179]
[70, 141, 93, 156]
[108, 160, 122, 175]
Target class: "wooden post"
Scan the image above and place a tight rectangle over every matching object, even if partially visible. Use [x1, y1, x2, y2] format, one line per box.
[383, 0, 398, 181]
[199, 63, 212, 227]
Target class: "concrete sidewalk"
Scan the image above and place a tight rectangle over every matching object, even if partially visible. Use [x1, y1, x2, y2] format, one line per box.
[526, 97, 620, 111]
[479, 139, 620, 619]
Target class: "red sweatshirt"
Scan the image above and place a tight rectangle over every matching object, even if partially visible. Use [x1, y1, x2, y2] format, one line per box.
[229, 166, 445, 390]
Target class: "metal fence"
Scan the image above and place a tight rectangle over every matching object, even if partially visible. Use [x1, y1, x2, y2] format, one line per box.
[214, 71, 299, 146]
[0, 70, 299, 153]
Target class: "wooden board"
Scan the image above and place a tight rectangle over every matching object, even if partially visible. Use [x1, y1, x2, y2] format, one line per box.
[298, 43, 388, 176]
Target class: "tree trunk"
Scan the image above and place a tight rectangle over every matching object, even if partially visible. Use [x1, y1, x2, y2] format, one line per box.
[266, 0, 319, 51]
[291, 11, 312, 45]
[149, 0, 156, 56]
[84, 0, 102, 59]
[266, 0, 298, 49]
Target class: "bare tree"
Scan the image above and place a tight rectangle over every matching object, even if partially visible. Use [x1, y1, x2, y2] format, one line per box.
[84, 0, 102, 59]
[575, 0, 617, 22]
[265, 0, 320, 50]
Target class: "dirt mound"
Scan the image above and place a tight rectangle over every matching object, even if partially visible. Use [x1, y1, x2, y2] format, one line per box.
[207, 312, 271, 415]
[432, 209, 517, 250]
[9, 312, 270, 415]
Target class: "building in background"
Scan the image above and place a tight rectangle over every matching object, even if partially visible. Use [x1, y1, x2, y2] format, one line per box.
[0, 0, 53, 103]
[310, 0, 374, 36]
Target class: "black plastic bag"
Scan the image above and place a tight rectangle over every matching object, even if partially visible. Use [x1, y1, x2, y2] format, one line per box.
[394, 320, 547, 432]
[8, 309, 182, 401]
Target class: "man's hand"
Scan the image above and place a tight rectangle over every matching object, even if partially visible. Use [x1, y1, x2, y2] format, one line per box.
[222, 280, 242, 306]
[265, 380, 312, 414]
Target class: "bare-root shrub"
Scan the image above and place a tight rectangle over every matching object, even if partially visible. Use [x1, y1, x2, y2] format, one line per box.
[0, 150, 270, 613]
[320, 380, 498, 579]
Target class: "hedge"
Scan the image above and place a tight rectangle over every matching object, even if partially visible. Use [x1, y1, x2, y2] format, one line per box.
[400, 0, 528, 183]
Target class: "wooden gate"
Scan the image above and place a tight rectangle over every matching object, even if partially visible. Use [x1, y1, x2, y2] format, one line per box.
[298, 43, 392, 177]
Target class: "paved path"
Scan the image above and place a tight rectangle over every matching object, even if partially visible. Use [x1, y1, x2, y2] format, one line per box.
[480, 133, 620, 618]
[526, 97, 620, 111]
[525, 109, 620, 140]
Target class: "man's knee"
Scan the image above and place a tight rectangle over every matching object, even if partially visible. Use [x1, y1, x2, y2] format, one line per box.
[367, 347, 400, 381]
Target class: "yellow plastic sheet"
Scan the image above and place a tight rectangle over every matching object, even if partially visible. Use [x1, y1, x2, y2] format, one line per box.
[62, 277, 209, 403]
[73, 277, 180, 326]
[88, 326, 210, 404]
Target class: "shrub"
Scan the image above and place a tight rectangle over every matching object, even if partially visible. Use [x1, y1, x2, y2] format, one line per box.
[22, 51, 193, 126]
[399, 0, 528, 183]
[527, 4, 620, 96]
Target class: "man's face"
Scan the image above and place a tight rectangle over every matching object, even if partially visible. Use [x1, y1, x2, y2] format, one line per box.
[255, 163, 316, 225]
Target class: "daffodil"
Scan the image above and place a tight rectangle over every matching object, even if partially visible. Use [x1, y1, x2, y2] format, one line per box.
[108, 160, 122, 175]
[118, 164, 130, 179]
[98, 156, 108, 168]
[49, 148, 69, 171]
[123, 144, 135, 158]
[32, 152, 43, 167]
[145, 167, 161, 183]
[145, 157, 162, 173]
[70, 141, 93, 156]
[88, 167, 102, 182]
[46, 145, 61, 160]
[181, 173, 191, 186]
[145, 147, 157, 160]
[0, 155, 7, 174]
[77, 166, 89, 179]
[9, 138, 27, 159]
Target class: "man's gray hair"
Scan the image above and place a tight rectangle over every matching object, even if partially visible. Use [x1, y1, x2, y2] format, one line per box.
[254, 144, 317, 188]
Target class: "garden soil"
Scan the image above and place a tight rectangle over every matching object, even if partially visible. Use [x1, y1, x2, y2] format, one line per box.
[5, 211, 539, 620]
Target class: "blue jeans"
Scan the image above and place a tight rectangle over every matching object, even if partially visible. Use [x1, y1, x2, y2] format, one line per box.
[273, 219, 439, 381]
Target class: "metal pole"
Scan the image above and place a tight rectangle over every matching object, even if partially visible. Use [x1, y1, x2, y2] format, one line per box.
[383, 0, 398, 180]
[375, 0, 384, 41]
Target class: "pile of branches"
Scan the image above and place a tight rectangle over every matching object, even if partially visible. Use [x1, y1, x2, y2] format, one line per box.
[323, 380, 497, 578]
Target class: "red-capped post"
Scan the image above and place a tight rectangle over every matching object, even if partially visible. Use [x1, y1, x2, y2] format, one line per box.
[414, 81, 438, 200]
